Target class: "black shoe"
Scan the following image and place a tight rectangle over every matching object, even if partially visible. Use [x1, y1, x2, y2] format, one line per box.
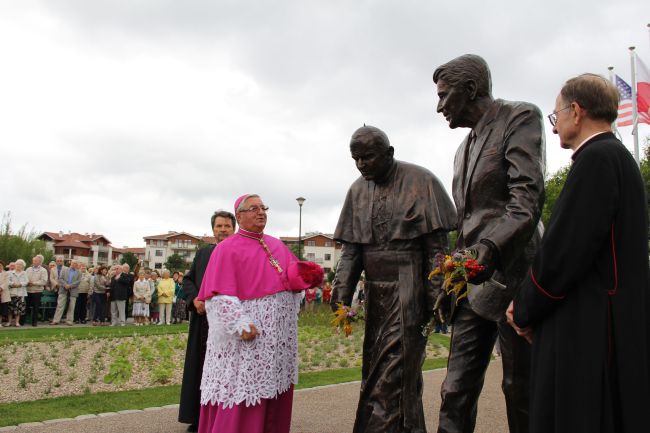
[187, 425, 198, 432]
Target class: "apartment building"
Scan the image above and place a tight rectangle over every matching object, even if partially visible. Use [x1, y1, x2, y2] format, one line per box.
[38, 232, 114, 266]
[112, 247, 146, 265]
[280, 232, 341, 274]
[143, 231, 214, 270]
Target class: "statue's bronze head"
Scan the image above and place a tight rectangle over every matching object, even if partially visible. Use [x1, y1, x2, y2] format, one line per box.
[433, 54, 492, 129]
[349, 125, 394, 183]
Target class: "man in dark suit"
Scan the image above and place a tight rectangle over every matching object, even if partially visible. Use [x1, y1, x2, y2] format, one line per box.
[178, 210, 236, 432]
[432, 54, 545, 433]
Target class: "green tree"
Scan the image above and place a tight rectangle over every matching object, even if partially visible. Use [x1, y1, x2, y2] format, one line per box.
[639, 139, 650, 207]
[120, 252, 139, 269]
[542, 165, 571, 228]
[327, 263, 337, 283]
[541, 135, 650, 228]
[288, 243, 301, 260]
[196, 239, 212, 250]
[0, 213, 54, 265]
[164, 253, 187, 272]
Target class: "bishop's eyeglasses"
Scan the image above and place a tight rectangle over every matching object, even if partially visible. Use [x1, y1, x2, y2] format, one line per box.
[547, 106, 571, 127]
[239, 206, 269, 214]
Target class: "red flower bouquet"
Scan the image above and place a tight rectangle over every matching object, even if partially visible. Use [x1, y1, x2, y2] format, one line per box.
[287, 261, 324, 291]
[429, 250, 485, 303]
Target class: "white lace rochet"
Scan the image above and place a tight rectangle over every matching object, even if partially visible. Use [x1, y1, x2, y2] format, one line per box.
[200, 290, 301, 408]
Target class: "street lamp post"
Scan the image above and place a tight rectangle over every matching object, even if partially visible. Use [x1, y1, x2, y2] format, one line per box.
[296, 197, 306, 260]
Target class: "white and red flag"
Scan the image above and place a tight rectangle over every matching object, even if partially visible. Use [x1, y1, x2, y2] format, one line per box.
[615, 57, 650, 127]
[636, 56, 650, 125]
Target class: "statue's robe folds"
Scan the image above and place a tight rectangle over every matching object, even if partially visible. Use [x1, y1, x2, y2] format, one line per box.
[333, 160, 457, 433]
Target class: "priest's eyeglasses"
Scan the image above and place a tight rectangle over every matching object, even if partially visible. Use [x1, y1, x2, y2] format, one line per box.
[240, 206, 269, 214]
[547, 106, 570, 127]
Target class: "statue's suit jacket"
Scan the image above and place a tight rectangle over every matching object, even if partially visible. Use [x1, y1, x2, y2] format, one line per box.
[453, 98, 545, 310]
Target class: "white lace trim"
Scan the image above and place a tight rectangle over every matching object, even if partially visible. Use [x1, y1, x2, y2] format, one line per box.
[201, 291, 301, 408]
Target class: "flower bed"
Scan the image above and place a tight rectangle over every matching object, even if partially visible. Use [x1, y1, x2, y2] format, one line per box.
[0, 306, 449, 404]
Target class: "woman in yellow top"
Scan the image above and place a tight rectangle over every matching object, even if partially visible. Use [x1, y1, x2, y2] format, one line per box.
[157, 269, 175, 325]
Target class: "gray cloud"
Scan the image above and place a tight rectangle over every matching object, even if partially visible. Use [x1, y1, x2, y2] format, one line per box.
[1, 0, 648, 246]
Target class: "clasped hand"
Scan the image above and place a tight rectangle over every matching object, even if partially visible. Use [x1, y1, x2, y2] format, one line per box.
[506, 301, 533, 344]
[241, 324, 258, 341]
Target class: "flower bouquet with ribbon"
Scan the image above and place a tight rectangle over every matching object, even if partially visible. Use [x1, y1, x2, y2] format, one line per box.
[422, 250, 485, 336]
[332, 303, 364, 337]
[287, 261, 324, 291]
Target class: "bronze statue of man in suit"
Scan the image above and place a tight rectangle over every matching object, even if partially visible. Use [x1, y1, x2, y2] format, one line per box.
[433, 54, 545, 433]
[332, 125, 456, 433]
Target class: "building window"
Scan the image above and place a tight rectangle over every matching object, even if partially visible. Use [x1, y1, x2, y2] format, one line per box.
[325, 241, 332, 247]
[157, 240, 164, 247]
[155, 263, 162, 269]
[324, 254, 331, 261]
[307, 241, 315, 246]
[155, 250, 163, 257]
[306, 253, 316, 260]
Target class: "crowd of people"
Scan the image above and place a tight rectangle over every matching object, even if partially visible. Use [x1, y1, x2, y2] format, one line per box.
[0, 255, 190, 327]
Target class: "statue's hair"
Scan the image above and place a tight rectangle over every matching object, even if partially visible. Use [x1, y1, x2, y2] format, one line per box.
[350, 125, 390, 149]
[433, 54, 492, 98]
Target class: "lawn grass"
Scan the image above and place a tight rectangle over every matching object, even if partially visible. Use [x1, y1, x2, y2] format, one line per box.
[0, 359, 450, 427]
[0, 384, 182, 427]
[0, 324, 189, 346]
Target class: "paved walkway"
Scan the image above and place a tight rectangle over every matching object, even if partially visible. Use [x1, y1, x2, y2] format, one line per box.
[8, 361, 507, 433]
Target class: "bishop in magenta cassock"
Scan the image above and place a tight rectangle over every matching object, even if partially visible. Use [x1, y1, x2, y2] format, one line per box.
[197, 194, 322, 433]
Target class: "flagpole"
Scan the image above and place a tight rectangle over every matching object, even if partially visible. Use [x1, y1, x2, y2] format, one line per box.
[629, 46, 640, 166]
[608, 65, 624, 142]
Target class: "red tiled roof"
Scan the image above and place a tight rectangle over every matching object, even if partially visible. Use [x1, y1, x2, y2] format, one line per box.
[143, 233, 174, 240]
[40, 232, 112, 244]
[144, 232, 203, 241]
[54, 240, 91, 249]
[120, 248, 145, 254]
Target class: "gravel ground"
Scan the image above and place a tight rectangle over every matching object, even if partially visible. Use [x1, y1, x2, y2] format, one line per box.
[11, 361, 507, 433]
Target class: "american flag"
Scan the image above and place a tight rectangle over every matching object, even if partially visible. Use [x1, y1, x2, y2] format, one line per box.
[616, 64, 650, 127]
[615, 74, 634, 127]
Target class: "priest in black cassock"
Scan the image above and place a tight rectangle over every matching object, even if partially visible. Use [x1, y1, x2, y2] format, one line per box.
[509, 74, 650, 433]
[332, 125, 457, 433]
[178, 210, 236, 432]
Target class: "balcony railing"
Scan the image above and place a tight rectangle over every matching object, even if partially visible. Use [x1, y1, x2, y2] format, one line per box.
[171, 244, 196, 250]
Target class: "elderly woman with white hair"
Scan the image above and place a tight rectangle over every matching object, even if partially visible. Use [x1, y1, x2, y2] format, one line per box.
[7, 259, 28, 327]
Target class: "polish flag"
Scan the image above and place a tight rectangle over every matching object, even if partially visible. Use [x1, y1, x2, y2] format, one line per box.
[637, 56, 650, 125]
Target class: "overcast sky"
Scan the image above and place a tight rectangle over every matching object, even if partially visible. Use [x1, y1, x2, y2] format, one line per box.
[1, 1, 648, 247]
